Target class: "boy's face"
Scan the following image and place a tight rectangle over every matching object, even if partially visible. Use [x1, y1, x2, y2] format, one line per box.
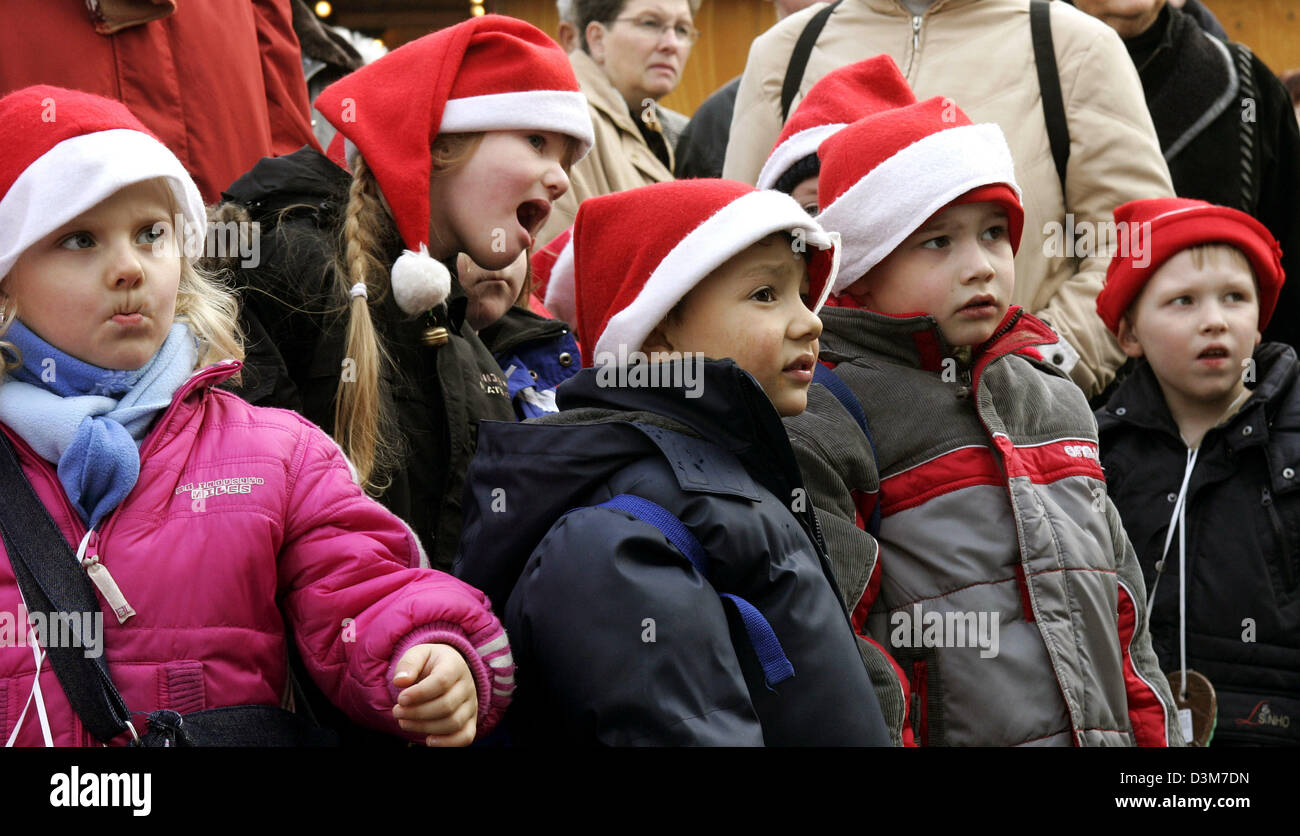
[1117, 249, 1261, 410]
[646, 234, 822, 416]
[790, 176, 819, 217]
[841, 202, 1014, 347]
[2, 180, 181, 371]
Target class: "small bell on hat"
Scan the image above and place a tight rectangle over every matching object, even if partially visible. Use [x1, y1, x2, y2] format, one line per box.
[313, 15, 594, 316]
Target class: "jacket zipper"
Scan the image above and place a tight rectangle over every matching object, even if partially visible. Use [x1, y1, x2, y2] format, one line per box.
[910, 658, 929, 745]
[1261, 487, 1296, 590]
[905, 15, 923, 79]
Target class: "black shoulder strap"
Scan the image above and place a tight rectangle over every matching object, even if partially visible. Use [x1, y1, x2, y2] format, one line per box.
[1232, 41, 1260, 211]
[1030, 0, 1070, 192]
[781, 0, 844, 122]
[0, 435, 133, 744]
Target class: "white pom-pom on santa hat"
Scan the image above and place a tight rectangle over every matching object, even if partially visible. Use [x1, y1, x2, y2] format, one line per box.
[390, 244, 452, 315]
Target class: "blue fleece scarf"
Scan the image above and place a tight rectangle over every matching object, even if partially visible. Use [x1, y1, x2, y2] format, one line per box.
[0, 320, 198, 527]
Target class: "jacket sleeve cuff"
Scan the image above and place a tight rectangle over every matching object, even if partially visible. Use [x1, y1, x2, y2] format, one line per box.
[387, 620, 515, 738]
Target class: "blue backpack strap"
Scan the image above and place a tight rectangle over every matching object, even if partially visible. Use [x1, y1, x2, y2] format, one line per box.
[594, 494, 795, 687]
[811, 363, 882, 536]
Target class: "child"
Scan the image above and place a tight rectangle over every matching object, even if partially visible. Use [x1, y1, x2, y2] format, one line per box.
[0, 86, 513, 747]
[757, 54, 915, 214]
[1095, 197, 1298, 746]
[222, 15, 594, 572]
[458, 251, 581, 421]
[784, 66, 1182, 746]
[456, 179, 891, 746]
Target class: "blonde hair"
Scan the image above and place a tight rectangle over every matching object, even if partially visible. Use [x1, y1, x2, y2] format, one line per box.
[1, 178, 244, 377]
[1183, 243, 1256, 280]
[334, 132, 484, 493]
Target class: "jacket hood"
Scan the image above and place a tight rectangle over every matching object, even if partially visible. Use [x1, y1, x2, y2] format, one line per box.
[455, 359, 812, 610]
[221, 145, 349, 211]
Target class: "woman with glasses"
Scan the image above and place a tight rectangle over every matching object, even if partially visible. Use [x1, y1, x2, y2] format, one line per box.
[536, 0, 698, 247]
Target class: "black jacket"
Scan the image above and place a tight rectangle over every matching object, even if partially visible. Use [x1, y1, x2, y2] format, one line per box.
[1097, 343, 1300, 745]
[1125, 4, 1300, 350]
[221, 146, 515, 572]
[455, 360, 890, 746]
[673, 77, 739, 180]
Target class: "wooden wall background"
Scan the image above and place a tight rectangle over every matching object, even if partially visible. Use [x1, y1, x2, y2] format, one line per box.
[347, 1, 1300, 115]
[1203, 0, 1300, 76]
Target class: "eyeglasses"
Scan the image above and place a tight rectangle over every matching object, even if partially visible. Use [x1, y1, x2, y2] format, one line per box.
[609, 15, 700, 45]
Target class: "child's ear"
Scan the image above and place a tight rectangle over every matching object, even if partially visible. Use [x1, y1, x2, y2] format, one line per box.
[1115, 314, 1145, 359]
[641, 321, 675, 355]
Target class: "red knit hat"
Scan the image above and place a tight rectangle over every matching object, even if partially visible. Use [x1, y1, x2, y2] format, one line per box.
[314, 15, 594, 315]
[757, 55, 916, 192]
[1097, 197, 1285, 334]
[817, 95, 1022, 294]
[544, 180, 840, 366]
[0, 85, 206, 282]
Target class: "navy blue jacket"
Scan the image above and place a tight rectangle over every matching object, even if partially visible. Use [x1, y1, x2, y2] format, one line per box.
[456, 360, 890, 746]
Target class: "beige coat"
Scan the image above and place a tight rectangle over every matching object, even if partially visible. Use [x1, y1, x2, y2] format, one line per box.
[539, 49, 676, 246]
[723, 0, 1175, 396]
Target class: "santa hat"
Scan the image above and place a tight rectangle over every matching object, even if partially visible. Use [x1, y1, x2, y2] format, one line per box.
[544, 180, 839, 366]
[757, 55, 915, 193]
[1097, 197, 1285, 334]
[0, 85, 206, 282]
[817, 96, 1023, 294]
[529, 226, 572, 302]
[314, 15, 594, 315]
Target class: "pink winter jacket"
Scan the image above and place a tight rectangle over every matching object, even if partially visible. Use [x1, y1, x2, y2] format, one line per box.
[0, 360, 513, 746]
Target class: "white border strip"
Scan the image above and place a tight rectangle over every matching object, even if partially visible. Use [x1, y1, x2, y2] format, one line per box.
[441, 90, 595, 161]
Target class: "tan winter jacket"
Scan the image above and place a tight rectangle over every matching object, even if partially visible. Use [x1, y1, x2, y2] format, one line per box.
[723, 0, 1176, 396]
[538, 49, 676, 246]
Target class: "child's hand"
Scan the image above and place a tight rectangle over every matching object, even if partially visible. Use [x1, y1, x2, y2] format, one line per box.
[392, 643, 478, 747]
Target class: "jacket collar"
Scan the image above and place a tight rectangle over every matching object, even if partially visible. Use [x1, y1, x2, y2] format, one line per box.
[555, 358, 808, 504]
[861, 0, 979, 17]
[820, 303, 1058, 383]
[1098, 343, 1300, 454]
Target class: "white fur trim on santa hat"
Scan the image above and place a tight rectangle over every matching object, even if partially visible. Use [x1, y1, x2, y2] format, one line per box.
[756, 123, 845, 191]
[0, 129, 206, 280]
[391, 243, 452, 314]
[594, 189, 837, 363]
[542, 236, 577, 326]
[441, 90, 595, 162]
[819, 123, 1020, 294]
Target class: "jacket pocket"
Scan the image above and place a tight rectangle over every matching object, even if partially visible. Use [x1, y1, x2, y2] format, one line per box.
[157, 661, 206, 714]
[1260, 487, 1298, 597]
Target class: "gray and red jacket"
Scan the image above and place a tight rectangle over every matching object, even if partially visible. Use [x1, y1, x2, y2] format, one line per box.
[785, 304, 1183, 746]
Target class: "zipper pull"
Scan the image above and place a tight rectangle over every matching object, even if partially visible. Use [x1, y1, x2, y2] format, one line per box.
[76, 530, 136, 624]
[1262, 486, 1273, 506]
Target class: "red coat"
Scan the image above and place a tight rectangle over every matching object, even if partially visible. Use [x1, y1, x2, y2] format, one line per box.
[0, 0, 321, 202]
[0, 361, 512, 746]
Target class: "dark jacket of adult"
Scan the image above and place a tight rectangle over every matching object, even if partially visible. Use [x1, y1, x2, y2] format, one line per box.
[1125, 4, 1300, 349]
[455, 360, 891, 746]
[1097, 343, 1300, 746]
[220, 146, 515, 572]
[673, 76, 739, 180]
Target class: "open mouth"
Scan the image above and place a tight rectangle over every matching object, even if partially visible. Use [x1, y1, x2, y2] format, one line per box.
[783, 355, 815, 373]
[1198, 345, 1230, 360]
[516, 200, 550, 238]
